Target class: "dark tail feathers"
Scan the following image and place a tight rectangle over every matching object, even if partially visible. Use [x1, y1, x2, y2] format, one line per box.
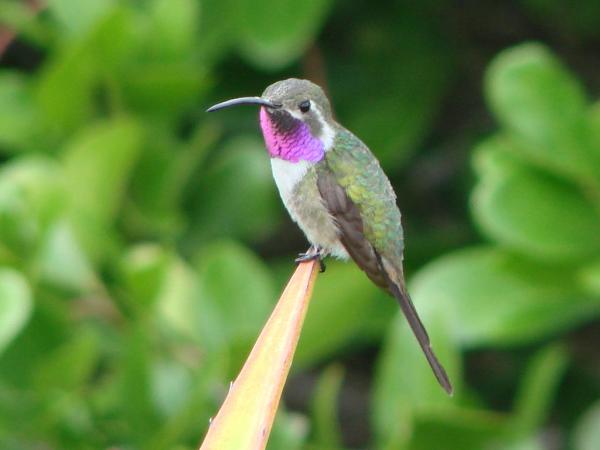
[377, 254, 453, 395]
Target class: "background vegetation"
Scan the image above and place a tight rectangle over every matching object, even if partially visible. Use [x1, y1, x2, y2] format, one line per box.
[1, 0, 599, 449]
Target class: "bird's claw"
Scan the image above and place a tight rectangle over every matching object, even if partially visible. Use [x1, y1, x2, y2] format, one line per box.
[318, 260, 326, 273]
[295, 245, 322, 262]
[295, 246, 326, 273]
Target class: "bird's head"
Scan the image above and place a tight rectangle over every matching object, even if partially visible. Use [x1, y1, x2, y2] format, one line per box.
[207, 79, 335, 163]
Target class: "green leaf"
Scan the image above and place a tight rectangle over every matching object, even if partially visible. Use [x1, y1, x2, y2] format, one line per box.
[119, 326, 161, 444]
[589, 101, 600, 152]
[407, 408, 508, 450]
[195, 0, 238, 64]
[121, 244, 204, 343]
[0, 0, 49, 47]
[120, 243, 232, 385]
[33, 327, 100, 393]
[148, 0, 198, 59]
[150, 359, 193, 419]
[0, 269, 32, 355]
[0, 290, 70, 388]
[196, 240, 275, 357]
[510, 344, 568, 438]
[372, 310, 459, 447]
[121, 244, 171, 309]
[310, 364, 343, 449]
[34, 41, 97, 140]
[61, 117, 143, 223]
[35, 6, 140, 140]
[486, 43, 600, 182]
[578, 258, 600, 297]
[86, 6, 141, 73]
[144, 356, 226, 450]
[0, 72, 39, 152]
[295, 261, 395, 367]
[236, 0, 333, 69]
[330, 10, 454, 168]
[189, 136, 280, 244]
[47, 0, 114, 38]
[35, 220, 97, 292]
[129, 123, 217, 236]
[122, 63, 209, 114]
[573, 401, 600, 450]
[0, 157, 66, 258]
[268, 411, 309, 450]
[62, 118, 143, 259]
[411, 246, 600, 346]
[472, 136, 600, 262]
[154, 253, 201, 341]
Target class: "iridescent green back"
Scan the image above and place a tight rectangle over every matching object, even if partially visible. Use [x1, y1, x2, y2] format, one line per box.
[323, 126, 404, 262]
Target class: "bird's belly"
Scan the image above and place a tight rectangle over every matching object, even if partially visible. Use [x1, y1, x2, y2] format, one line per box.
[271, 158, 348, 259]
[287, 186, 349, 259]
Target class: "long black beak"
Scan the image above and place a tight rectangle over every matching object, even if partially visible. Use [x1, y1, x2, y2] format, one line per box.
[206, 96, 281, 112]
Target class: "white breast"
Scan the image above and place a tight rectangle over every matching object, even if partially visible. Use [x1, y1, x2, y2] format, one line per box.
[270, 158, 311, 206]
[270, 157, 349, 260]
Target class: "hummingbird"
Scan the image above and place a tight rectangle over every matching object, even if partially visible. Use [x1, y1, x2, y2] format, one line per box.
[207, 79, 452, 394]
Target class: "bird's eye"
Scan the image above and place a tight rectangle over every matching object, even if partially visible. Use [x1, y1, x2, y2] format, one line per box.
[298, 100, 311, 113]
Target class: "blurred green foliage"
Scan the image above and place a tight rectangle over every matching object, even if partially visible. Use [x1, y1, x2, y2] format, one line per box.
[0, 0, 599, 449]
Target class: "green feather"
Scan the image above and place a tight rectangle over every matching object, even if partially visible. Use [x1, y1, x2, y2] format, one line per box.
[323, 127, 404, 261]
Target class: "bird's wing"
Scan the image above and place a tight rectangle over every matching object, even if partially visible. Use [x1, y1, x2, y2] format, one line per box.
[316, 167, 388, 290]
[316, 129, 453, 394]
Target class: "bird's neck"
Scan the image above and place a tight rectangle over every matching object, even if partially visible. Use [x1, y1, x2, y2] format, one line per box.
[259, 108, 325, 163]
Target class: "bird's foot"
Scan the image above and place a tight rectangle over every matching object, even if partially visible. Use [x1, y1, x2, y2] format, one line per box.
[295, 245, 326, 273]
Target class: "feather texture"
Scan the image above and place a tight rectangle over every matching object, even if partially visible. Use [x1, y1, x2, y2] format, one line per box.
[317, 127, 453, 394]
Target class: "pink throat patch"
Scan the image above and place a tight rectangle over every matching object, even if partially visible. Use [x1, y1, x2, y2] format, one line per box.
[259, 107, 324, 163]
